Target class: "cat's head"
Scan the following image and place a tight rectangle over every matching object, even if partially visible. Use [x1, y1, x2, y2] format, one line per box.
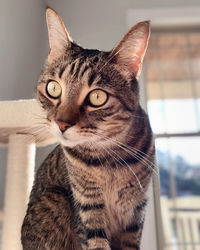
[37, 8, 150, 148]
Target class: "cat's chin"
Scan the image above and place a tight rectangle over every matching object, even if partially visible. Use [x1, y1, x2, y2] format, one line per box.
[58, 137, 83, 148]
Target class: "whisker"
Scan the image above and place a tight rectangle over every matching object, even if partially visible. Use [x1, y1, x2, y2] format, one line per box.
[32, 112, 48, 119]
[128, 113, 148, 119]
[98, 141, 119, 170]
[32, 118, 48, 121]
[89, 142, 104, 169]
[95, 131, 158, 177]
[97, 127, 155, 161]
[96, 130, 148, 160]
[95, 134, 144, 191]
[106, 147, 143, 191]
[16, 124, 50, 141]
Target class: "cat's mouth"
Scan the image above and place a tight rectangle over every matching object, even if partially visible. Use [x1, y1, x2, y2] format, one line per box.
[49, 122, 101, 148]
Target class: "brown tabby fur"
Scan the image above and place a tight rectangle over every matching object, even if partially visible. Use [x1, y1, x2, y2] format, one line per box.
[21, 8, 154, 250]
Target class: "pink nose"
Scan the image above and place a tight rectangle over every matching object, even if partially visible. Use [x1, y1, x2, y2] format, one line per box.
[56, 119, 72, 133]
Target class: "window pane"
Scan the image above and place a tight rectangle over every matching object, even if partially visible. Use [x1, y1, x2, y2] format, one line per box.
[145, 49, 160, 82]
[196, 82, 200, 98]
[159, 48, 190, 81]
[189, 47, 200, 81]
[146, 81, 161, 100]
[156, 137, 200, 249]
[164, 99, 198, 133]
[147, 100, 166, 134]
[188, 33, 200, 46]
[158, 33, 187, 47]
[148, 98, 198, 133]
[145, 30, 200, 250]
[198, 99, 200, 126]
[162, 81, 193, 99]
[145, 31, 200, 133]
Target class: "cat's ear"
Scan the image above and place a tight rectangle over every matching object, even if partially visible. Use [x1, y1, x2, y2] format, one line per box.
[110, 21, 150, 78]
[46, 8, 72, 59]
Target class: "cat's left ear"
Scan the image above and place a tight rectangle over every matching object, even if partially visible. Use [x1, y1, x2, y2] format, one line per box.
[46, 8, 72, 59]
[110, 21, 150, 78]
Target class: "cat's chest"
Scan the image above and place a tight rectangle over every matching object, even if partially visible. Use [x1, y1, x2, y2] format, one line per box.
[102, 173, 142, 236]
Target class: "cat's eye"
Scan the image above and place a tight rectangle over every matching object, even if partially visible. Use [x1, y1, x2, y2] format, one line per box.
[88, 89, 108, 107]
[46, 81, 62, 99]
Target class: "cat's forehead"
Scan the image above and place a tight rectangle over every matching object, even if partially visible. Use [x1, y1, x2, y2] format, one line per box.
[46, 46, 107, 77]
[44, 48, 116, 93]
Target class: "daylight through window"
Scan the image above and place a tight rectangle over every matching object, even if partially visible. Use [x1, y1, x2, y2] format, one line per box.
[144, 28, 200, 250]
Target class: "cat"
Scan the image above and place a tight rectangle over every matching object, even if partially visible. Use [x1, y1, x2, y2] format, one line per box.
[21, 8, 155, 250]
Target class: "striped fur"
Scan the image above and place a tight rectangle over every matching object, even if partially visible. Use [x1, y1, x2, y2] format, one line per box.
[21, 8, 154, 250]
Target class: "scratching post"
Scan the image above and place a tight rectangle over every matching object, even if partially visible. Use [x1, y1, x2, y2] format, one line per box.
[2, 134, 36, 250]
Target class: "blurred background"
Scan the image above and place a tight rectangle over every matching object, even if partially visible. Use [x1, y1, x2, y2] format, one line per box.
[0, 0, 200, 249]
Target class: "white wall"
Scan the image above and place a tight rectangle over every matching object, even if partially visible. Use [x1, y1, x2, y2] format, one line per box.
[45, 0, 200, 51]
[0, 0, 47, 101]
[0, 0, 47, 211]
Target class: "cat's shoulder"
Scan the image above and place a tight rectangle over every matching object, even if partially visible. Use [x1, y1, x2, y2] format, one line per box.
[41, 144, 64, 167]
[35, 144, 68, 186]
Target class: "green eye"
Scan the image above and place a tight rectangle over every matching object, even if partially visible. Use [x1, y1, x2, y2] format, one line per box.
[46, 81, 62, 99]
[88, 89, 108, 107]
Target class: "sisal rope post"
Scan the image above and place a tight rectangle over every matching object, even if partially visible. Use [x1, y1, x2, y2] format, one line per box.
[2, 134, 36, 250]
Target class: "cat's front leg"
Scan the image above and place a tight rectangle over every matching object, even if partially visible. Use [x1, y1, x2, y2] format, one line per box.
[69, 168, 111, 250]
[77, 202, 111, 250]
[120, 201, 147, 250]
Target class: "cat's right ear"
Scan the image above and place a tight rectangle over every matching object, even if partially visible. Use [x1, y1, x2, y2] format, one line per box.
[109, 21, 150, 78]
[46, 8, 72, 59]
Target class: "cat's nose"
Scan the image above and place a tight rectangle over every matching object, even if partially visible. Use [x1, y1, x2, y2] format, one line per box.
[56, 119, 73, 133]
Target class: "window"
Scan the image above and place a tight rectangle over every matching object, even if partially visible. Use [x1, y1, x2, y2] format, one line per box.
[144, 28, 200, 250]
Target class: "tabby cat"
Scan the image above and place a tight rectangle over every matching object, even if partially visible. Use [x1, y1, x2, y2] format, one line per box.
[21, 8, 154, 250]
